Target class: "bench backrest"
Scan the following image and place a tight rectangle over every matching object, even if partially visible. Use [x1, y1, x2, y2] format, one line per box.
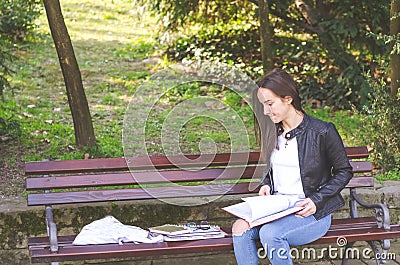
[25, 146, 373, 207]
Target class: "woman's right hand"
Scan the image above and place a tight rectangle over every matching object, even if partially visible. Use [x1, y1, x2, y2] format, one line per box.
[258, 185, 271, 196]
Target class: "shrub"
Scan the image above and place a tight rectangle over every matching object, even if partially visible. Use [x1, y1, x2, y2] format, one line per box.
[366, 79, 400, 171]
[0, 42, 14, 98]
[144, 0, 390, 109]
[0, 0, 42, 97]
[0, 0, 42, 40]
[0, 100, 21, 139]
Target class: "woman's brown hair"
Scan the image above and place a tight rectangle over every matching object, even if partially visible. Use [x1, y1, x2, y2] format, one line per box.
[252, 68, 305, 162]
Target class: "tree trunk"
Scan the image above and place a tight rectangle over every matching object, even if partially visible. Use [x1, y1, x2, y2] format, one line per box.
[258, 0, 274, 74]
[43, 0, 97, 148]
[390, 0, 400, 97]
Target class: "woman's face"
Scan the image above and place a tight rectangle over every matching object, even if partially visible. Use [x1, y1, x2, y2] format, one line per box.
[257, 88, 292, 124]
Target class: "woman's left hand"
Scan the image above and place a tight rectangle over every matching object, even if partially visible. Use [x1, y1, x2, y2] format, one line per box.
[295, 198, 317, 217]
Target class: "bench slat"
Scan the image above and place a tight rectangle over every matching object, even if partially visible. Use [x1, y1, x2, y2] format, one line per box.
[27, 175, 374, 206]
[26, 166, 262, 190]
[25, 147, 369, 175]
[29, 224, 400, 263]
[349, 161, 372, 173]
[345, 176, 374, 188]
[26, 157, 127, 175]
[312, 224, 400, 244]
[27, 176, 374, 206]
[329, 216, 376, 227]
[25, 161, 371, 191]
[29, 237, 234, 263]
[344, 146, 369, 159]
[27, 182, 254, 206]
[25, 152, 261, 175]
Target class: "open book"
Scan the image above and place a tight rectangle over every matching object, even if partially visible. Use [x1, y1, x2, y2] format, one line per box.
[221, 195, 304, 228]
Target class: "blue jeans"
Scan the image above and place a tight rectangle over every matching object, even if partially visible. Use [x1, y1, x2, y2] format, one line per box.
[232, 214, 331, 265]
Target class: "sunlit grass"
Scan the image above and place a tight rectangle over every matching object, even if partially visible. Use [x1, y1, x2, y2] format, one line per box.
[6, 0, 164, 161]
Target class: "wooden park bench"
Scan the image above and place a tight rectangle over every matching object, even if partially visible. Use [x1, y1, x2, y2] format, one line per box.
[25, 146, 400, 265]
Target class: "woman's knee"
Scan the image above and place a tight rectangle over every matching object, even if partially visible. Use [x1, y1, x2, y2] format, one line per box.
[232, 219, 251, 236]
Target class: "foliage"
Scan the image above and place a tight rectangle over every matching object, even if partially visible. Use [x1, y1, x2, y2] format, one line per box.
[0, 0, 42, 40]
[0, 0, 42, 96]
[168, 23, 262, 78]
[365, 78, 400, 171]
[364, 5, 400, 172]
[306, 106, 370, 147]
[136, 0, 256, 33]
[0, 41, 14, 97]
[141, 0, 391, 109]
[0, 100, 21, 139]
[375, 168, 400, 182]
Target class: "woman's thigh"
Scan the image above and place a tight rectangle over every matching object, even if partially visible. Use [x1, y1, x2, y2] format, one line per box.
[259, 214, 331, 246]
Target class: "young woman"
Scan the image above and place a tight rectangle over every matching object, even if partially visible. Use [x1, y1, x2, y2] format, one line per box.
[232, 68, 353, 265]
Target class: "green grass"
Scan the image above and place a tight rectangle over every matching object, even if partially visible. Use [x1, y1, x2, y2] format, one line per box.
[3, 0, 165, 161]
[375, 167, 400, 183]
[306, 106, 369, 147]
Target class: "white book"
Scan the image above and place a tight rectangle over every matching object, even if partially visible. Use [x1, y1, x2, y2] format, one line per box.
[222, 195, 304, 228]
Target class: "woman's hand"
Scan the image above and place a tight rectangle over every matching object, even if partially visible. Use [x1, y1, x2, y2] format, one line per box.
[258, 185, 271, 196]
[296, 198, 317, 217]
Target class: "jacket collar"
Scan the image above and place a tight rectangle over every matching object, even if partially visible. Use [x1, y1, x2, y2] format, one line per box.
[277, 113, 309, 140]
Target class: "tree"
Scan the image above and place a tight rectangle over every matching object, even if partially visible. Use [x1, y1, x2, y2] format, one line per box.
[43, 0, 97, 148]
[390, 0, 400, 97]
[258, 0, 274, 74]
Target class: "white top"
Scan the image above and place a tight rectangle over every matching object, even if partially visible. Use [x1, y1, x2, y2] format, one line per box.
[270, 134, 305, 198]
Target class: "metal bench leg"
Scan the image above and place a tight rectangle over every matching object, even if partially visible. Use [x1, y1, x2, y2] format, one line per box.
[368, 240, 384, 265]
[340, 242, 355, 265]
[367, 239, 391, 265]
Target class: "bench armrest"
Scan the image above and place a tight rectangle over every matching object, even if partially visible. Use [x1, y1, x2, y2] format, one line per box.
[349, 188, 391, 230]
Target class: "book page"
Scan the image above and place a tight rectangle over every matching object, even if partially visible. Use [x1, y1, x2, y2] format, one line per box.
[242, 195, 291, 221]
[221, 201, 253, 221]
[249, 206, 304, 227]
[221, 199, 304, 228]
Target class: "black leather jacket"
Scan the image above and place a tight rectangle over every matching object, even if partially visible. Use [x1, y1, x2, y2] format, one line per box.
[261, 114, 353, 220]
